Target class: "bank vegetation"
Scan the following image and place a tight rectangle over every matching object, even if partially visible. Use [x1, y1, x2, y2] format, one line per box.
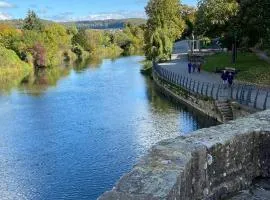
[0, 10, 145, 88]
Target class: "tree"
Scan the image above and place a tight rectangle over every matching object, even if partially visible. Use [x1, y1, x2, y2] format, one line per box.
[23, 10, 44, 31]
[180, 4, 197, 38]
[144, 0, 185, 60]
[72, 29, 103, 52]
[30, 43, 46, 67]
[0, 24, 22, 51]
[195, 0, 239, 37]
[236, 0, 270, 48]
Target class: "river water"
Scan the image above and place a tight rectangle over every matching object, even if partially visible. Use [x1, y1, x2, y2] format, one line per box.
[0, 56, 217, 200]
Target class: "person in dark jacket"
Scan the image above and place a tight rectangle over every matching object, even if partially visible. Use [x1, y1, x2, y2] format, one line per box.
[221, 70, 228, 85]
[198, 62, 202, 73]
[227, 72, 234, 87]
[192, 63, 196, 73]
[188, 62, 192, 73]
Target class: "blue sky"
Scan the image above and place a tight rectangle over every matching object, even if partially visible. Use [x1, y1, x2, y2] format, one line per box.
[0, 0, 197, 21]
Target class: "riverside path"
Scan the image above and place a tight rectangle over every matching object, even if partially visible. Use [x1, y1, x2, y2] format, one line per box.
[156, 40, 270, 110]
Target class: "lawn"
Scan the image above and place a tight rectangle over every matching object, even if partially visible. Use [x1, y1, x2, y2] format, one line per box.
[203, 52, 270, 85]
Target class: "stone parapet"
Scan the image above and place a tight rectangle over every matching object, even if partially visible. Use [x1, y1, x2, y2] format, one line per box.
[99, 110, 270, 200]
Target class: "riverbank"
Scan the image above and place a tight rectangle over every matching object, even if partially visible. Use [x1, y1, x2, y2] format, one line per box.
[0, 44, 127, 92]
[0, 13, 145, 91]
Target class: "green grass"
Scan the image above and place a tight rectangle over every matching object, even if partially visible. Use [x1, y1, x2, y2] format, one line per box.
[203, 52, 270, 85]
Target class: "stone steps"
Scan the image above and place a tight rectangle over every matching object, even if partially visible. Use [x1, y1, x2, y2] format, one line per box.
[215, 101, 234, 122]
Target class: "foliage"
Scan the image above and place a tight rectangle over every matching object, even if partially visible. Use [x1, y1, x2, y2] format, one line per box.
[236, 0, 270, 48]
[72, 25, 144, 56]
[120, 23, 145, 55]
[0, 23, 24, 57]
[203, 52, 270, 85]
[0, 45, 32, 90]
[144, 0, 185, 61]
[195, 0, 270, 50]
[23, 10, 44, 31]
[140, 60, 153, 75]
[195, 0, 239, 37]
[29, 43, 46, 67]
[180, 4, 197, 38]
[0, 11, 146, 89]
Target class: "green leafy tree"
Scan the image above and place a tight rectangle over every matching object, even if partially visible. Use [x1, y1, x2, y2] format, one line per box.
[144, 0, 185, 60]
[236, 0, 270, 48]
[180, 5, 197, 38]
[73, 29, 103, 52]
[195, 0, 239, 37]
[23, 10, 44, 31]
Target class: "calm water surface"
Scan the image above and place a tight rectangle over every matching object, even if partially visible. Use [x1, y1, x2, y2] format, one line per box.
[0, 56, 217, 200]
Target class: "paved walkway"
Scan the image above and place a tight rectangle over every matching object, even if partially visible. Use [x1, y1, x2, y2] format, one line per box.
[158, 41, 270, 110]
[161, 41, 222, 84]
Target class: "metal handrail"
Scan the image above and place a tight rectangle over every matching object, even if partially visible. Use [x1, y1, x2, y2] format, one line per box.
[152, 62, 270, 110]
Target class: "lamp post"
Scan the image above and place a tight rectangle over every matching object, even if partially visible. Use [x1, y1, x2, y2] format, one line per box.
[192, 33, 194, 54]
[232, 32, 237, 64]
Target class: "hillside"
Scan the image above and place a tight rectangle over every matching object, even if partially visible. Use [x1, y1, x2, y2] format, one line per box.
[63, 18, 146, 29]
[0, 18, 146, 29]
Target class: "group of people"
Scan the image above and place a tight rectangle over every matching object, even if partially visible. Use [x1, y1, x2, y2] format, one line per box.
[221, 70, 235, 87]
[188, 62, 202, 74]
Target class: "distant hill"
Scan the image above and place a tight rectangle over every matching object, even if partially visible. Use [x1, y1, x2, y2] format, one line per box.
[0, 18, 146, 30]
[62, 18, 147, 29]
[0, 19, 53, 28]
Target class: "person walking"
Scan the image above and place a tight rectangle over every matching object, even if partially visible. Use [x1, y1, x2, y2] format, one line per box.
[192, 63, 196, 73]
[197, 62, 202, 73]
[228, 72, 234, 87]
[221, 70, 228, 86]
[188, 62, 192, 74]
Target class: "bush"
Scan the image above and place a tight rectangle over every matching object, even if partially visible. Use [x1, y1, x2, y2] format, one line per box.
[0, 45, 32, 90]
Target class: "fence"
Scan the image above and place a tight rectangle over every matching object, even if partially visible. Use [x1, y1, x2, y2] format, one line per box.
[153, 62, 270, 110]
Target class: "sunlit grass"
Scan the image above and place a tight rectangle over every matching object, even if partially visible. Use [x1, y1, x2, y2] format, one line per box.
[203, 52, 270, 85]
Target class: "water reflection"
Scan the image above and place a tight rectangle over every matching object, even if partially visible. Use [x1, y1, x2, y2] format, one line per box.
[73, 56, 103, 73]
[144, 75, 218, 131]
[0, 56, 217, 200]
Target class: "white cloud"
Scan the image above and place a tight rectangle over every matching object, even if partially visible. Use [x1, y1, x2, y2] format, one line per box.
[0, 1, 14, 8]
[0, 12, 11, 20]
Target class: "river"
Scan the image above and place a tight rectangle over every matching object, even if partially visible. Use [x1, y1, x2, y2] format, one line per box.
[0, 56, 217, 200]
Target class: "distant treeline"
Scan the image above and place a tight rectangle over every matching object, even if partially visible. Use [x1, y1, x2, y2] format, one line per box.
[1, 18, 146, 30]
[63, 18, 146, 30]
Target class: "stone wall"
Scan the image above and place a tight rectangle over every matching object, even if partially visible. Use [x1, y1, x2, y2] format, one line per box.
[99, 110, 270, 200]
[152, 70, 224, 123]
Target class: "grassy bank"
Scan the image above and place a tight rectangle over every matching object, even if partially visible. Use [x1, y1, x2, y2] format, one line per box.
[203, 52, 270, 85]
[140, 60, 152, 75]
[0, 46, 33, 91]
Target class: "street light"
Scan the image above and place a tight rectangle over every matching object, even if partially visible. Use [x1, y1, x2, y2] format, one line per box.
[191, 33, 194, 54]
[232, 31, 237, 64]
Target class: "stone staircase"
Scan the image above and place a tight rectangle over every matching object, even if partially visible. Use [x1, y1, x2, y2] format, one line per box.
[215, 100, 234, 122]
